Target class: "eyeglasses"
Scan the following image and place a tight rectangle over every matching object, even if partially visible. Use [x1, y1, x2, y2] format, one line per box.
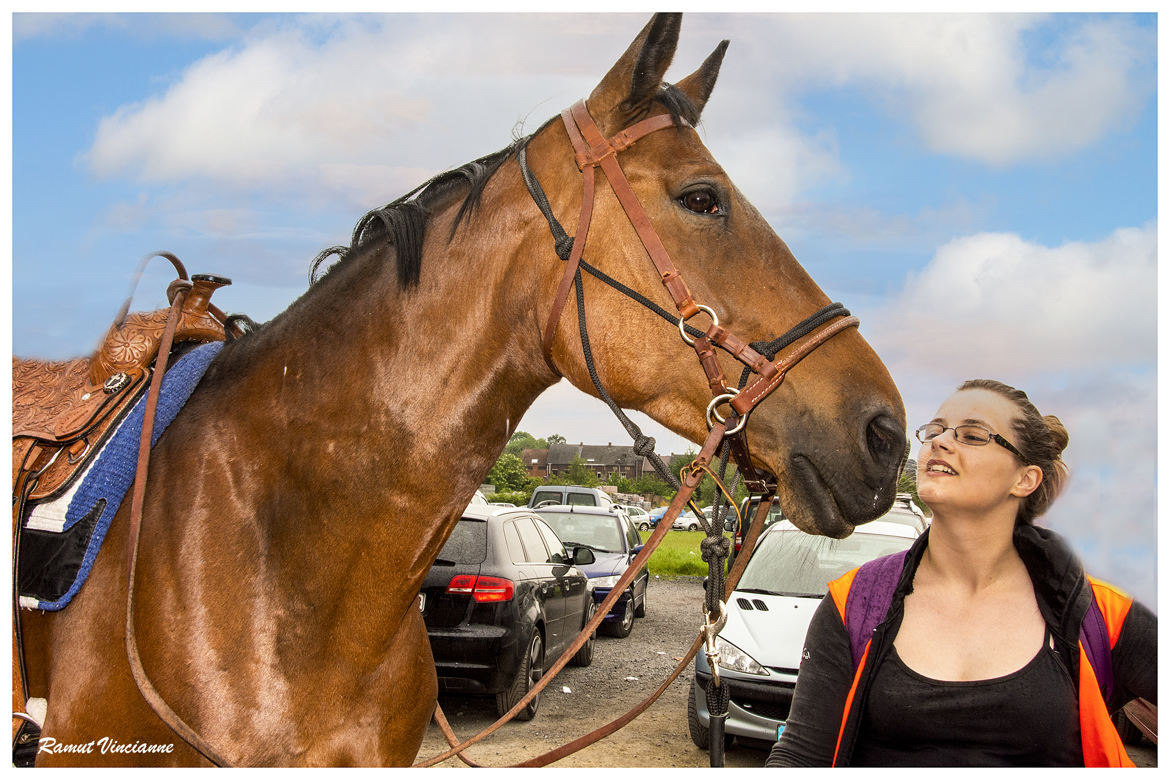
[914, 423, 1026, 461]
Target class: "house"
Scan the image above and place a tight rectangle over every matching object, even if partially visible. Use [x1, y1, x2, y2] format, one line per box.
[536, 442, 649, 482]
[520, 448, 549, 479]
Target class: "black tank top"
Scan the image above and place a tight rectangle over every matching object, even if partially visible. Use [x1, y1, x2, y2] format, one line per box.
[853, 628, 1083, 766]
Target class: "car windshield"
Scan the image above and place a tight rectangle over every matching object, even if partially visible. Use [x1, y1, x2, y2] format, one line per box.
[435, 519, 488, 565]
[737, 530, 914, 598]
[535, 511, 624, 553]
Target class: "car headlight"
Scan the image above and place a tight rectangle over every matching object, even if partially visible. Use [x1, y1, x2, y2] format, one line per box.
[715, 636, 768, 676]
[591, 575, 622, 589]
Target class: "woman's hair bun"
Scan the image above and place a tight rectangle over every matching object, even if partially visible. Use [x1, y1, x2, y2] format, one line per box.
[1043, 414, 1070, 454]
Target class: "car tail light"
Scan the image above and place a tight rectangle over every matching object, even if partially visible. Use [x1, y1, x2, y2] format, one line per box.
[470, 576, 514, 602]
[446, 574, 477, 595]
[446, 575, 514, 602]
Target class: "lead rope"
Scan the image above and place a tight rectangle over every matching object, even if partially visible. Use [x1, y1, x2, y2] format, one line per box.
[571, 259, 729, 766]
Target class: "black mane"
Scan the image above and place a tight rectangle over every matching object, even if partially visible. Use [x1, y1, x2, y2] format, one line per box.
[307, 141, 526, 289]
[307, 85, 699, 290]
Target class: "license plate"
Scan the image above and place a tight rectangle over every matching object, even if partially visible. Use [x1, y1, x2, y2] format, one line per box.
[418, 593, 426, 612]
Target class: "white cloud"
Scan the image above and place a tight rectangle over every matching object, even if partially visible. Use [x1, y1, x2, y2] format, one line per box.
[724, 13, 1154, 166]
[83, 13, 1154, 203]
[83, 15, 617, 197]
[866, 223, 1156, 377]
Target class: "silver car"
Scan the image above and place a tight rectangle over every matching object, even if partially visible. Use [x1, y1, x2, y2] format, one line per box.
[688, 517, 922, 752]
[620, 504, 652, 531]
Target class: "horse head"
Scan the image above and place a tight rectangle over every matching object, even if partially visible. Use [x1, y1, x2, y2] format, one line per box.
[527, 14, 907, 538]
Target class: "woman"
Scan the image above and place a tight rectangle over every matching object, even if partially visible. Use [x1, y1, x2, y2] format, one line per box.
[767, 379, 1156, 767]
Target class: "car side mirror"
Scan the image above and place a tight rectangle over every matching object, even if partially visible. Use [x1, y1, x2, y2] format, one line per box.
[573, 547, 595, 565]
[632, 544, 644, 554]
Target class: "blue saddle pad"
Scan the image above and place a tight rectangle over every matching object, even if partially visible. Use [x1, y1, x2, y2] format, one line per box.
[18, 341, 224, 611]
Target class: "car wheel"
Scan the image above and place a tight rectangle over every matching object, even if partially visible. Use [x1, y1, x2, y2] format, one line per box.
[634, 584, 647, 618]
[688, 522, 700, 531]
[637, 521, 650, 531]
[687, 679, 734, 751]
[496, 630, 543, 721]
[603, 594, 635, 638]
[570, 602, 597, 667]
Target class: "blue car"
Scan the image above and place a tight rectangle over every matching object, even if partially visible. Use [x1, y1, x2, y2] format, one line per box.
[534, 505, 649, 638]
[648, 506, 669, 527]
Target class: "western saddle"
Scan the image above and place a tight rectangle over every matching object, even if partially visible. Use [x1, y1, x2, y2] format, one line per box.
[11, 251, 240, 758]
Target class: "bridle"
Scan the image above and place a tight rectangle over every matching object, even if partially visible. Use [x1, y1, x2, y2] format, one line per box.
[519, 98, 860, 497]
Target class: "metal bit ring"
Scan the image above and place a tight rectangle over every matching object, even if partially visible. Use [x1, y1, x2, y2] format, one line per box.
[679, 304, 718, 346]
[706, 388, 748, 435]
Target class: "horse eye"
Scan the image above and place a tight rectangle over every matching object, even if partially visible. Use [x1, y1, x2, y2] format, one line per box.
[680, 189, 720, 215]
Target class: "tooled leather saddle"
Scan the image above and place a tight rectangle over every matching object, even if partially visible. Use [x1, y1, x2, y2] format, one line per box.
[11, 252, 241, 755]
[13, 265, 235, 507]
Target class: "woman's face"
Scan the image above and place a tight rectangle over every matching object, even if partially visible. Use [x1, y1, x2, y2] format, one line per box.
[916, 388, 1037, 518]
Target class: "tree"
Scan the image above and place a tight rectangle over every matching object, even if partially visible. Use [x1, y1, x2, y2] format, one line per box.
[899, 458, 927, 512]
[504, 431, 547, 457]
[630, 473, 672, 499]
[607, 472, 633, 494]
[546, 433, 566, 445]
[565, 456, 600, 487]
[489, 452, 529, 492]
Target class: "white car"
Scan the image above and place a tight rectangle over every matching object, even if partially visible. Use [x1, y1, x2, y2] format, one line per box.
[620, 504, 652, 531]
[687, 517, 922, 751]
[672, 506, 705, 531]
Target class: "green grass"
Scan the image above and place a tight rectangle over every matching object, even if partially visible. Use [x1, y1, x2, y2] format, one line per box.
[640, 529, 728, 577]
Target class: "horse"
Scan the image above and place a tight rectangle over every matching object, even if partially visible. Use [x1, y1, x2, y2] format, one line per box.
[16, 13, 907, 766]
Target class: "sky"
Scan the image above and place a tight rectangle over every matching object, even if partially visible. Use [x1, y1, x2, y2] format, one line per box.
[9, 11, 1159, 608]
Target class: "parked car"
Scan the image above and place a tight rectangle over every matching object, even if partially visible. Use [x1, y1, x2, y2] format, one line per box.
[727, 496, 788, 556]
[528, 485, 615, 510]
[621, 504, 652, 530]
[648, 506, 669, 527]
[534, 504, 648, 638]
[687, 516, 922, 751]
[488, 501, 517, 508]
[885, 493, 930, 532]
[673, 505, 705, 531]
[421, 505, 596, 721]
[729, 495, 926, 554]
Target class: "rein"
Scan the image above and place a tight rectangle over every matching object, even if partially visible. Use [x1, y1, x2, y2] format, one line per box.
[123, 282, 232, 767]
[419, 99, 860, 767]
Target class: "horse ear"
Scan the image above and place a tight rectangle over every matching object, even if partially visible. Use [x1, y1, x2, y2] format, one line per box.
[588, 13, 681, 128]
[675, 40, 729, 118]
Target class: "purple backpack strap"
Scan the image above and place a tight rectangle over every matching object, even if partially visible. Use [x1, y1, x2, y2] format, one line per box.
[1080, 593, 1114, 702]
[842, 551, 909, 669]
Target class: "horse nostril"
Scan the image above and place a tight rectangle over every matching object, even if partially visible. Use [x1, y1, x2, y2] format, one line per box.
[865, 413, 907, 472]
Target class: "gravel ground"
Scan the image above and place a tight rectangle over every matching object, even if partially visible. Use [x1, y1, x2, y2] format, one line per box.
[415, 576, 763, 768]
[414, 576, 1156, 768]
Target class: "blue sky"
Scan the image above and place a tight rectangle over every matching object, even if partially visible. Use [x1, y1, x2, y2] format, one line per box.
[9, 12, 1158, 607]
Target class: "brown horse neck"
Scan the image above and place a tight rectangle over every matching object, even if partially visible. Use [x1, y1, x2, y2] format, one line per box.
[142, 141, 571, 635]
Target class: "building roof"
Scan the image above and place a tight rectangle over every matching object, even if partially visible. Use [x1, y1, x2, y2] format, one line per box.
[546, 442, 642, 467]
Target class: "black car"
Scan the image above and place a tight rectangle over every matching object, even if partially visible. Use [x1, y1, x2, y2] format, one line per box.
[534, 505, 648, 638]
[421, 505, 595, 720]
